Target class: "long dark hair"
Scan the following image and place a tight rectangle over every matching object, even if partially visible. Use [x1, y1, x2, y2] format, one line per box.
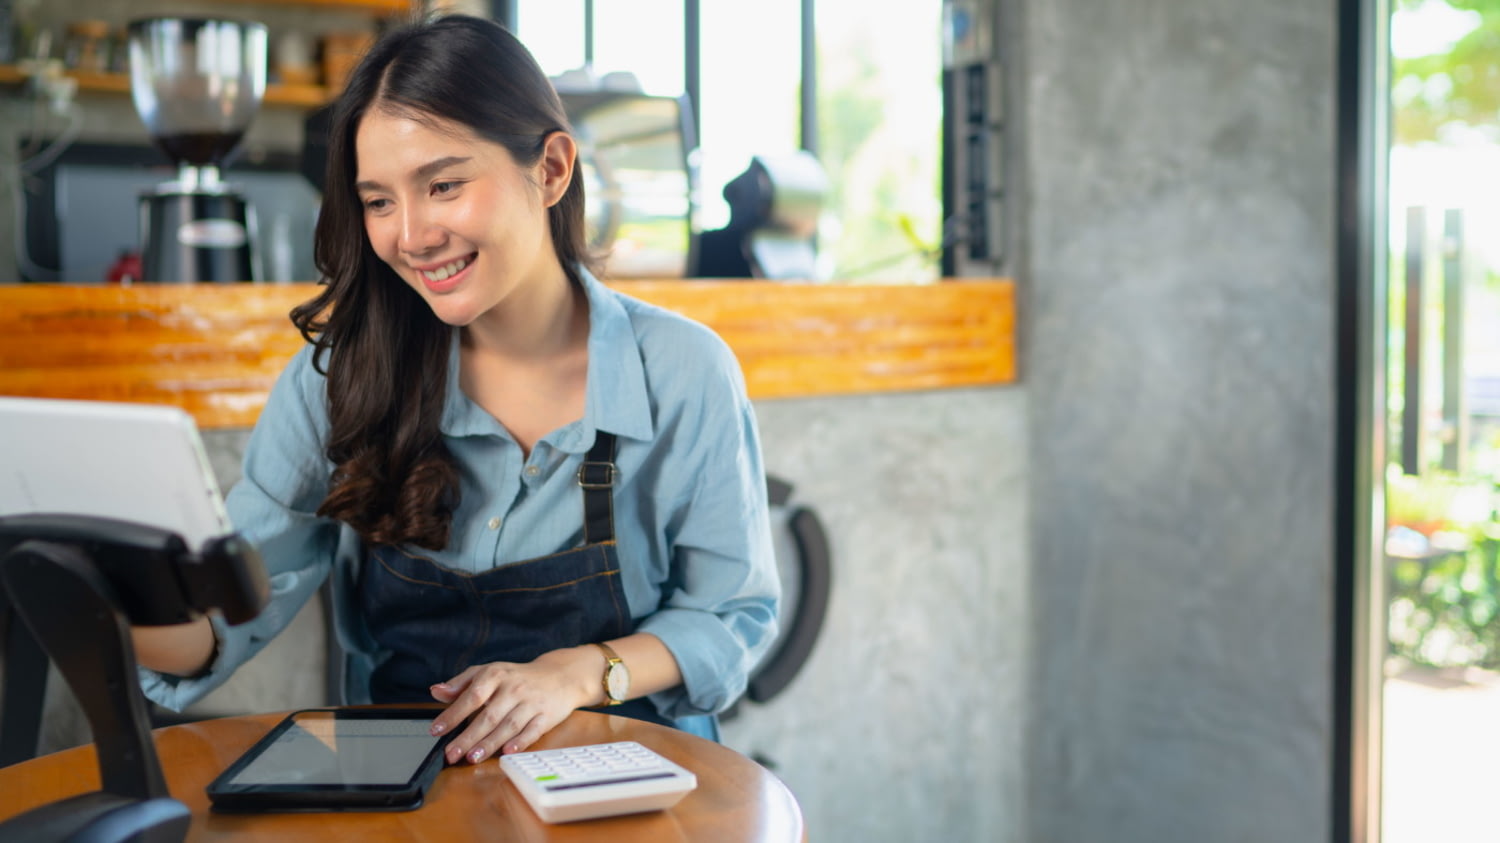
[290, 14, 593, 549]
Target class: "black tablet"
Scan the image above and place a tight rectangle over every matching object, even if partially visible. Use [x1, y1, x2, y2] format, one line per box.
[206, 708, 456, 813]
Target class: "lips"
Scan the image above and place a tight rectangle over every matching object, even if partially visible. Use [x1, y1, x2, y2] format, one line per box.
[414, 254, 475, 293]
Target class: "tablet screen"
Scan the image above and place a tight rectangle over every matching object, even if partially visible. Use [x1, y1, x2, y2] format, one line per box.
[226, 713, 441, 787]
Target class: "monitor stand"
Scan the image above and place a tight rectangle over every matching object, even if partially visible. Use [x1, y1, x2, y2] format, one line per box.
[0, 516, 266, 843]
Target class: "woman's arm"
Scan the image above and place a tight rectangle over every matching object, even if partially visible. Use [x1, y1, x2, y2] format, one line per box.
[137, 345, 338, 711]
[132, 616, 217, 677]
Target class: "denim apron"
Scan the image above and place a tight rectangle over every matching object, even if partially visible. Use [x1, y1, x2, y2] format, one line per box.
[356, 432, 675, 729]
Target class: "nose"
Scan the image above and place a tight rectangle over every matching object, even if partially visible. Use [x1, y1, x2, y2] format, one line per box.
[397, 203, 445, 256]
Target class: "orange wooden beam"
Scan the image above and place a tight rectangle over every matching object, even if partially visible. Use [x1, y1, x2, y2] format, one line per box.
[0, 280, 1016, 429]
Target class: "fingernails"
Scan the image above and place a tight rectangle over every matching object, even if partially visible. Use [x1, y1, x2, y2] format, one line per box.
[430, 722, 446, 736]
[468, 747, 486, 764]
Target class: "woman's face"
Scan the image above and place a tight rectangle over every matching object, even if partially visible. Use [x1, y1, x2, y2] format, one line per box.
[353, 108, 574, 327]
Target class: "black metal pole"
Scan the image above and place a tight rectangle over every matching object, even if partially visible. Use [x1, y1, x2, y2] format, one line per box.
[684, 0, 701, 149]
[1441, 208, 1465, 473]
[489, 0, 517, 32]
[800, 0, 817, 156]
[583, 0, 595, 67]
[1335, 0, 1390, 840]
[1403, 206, 1425, 475]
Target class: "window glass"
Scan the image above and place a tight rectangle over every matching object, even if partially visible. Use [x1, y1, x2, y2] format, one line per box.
[697, 0, 803, 231]
[516, 0, 587, 77]
[593, 0, 686, 95]
[518, 0, 684, 94]
[517, 0, 945, 282]
[815, 0, 943, 282]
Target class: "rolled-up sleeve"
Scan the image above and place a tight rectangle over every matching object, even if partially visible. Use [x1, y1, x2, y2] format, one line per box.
[139, 347, 339, 711]
[639, 362, 780, 719]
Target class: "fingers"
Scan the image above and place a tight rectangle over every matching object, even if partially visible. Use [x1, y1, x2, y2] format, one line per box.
[429, 679, 463, 704]
[431, 661, 571, 764]
[502, 714, 554, 755]
[446, 693, 542, 765]
[438, 664, 524, 764]
[427, 667, 480, 736]
[450, 707, 544, 765]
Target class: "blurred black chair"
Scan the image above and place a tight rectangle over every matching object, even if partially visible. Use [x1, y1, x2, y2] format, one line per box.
[695, 152, 829, 280]
[723, 475, 831, 720]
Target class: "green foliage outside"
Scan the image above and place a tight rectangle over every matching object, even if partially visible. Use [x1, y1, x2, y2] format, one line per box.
[811, 10, 944, 282]
[1388, 469, 1500, 668]
[1393, 0, 1500, 143]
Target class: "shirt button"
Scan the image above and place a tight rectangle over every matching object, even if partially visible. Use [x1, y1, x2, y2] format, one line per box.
[487, 516, 502, 530]
[525, 465, 540, 477]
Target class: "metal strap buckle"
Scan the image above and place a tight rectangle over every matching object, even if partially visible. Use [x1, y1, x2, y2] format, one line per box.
[576, 461, 616, 489]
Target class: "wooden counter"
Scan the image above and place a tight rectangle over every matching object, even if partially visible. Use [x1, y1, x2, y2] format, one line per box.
[0, 280, 1016, 429]
[0, 708, 804, 842]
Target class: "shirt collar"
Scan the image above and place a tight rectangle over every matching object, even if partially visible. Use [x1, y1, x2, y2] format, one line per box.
[438, 266, 655, 452]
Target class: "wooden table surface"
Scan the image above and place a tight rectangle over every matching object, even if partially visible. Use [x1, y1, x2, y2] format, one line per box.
[0, 708, 804, 842]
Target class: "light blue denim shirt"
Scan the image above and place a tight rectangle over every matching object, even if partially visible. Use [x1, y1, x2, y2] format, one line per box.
[139, 268, 780, 723]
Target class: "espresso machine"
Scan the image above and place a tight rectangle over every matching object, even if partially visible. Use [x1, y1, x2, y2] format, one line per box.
[127, 18, 268, 283]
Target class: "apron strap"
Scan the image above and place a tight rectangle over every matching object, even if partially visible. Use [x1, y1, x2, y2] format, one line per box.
[577, 431, 617, 545]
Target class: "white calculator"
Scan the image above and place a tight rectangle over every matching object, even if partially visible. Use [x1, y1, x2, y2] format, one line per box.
[499, 741, 698, 823]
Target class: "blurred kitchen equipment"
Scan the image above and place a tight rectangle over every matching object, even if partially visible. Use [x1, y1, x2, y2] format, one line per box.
[560, 82, 697, 278]
[127, 17, 267, 283]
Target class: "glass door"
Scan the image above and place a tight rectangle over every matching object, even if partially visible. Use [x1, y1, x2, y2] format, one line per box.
[1380, 2, 1500, 841]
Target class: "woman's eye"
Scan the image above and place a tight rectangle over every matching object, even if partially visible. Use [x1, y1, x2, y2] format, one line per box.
[432, 181, 462, 196]
[363, 197, 390, 212]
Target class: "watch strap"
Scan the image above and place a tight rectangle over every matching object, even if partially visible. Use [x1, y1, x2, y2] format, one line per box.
[592, 642, 625, 705]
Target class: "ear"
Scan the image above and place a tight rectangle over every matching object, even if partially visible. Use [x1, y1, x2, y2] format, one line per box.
[537, 131, 576, 209]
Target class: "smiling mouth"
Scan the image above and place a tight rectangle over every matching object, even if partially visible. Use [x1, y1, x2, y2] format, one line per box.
[419, 255, 473, 283]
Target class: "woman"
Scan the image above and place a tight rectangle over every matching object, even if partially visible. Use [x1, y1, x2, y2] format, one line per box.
[133, 14, 779, 766]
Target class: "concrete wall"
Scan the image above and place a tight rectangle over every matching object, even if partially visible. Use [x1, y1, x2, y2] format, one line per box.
[724, 388, 1030, 843]
[1016, 0, 1336, 841]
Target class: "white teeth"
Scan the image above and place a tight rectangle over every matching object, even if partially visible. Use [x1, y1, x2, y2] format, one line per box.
[421, 257, 469, 282]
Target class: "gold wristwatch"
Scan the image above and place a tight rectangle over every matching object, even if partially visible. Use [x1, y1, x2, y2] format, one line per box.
[592, 642, 629, 706]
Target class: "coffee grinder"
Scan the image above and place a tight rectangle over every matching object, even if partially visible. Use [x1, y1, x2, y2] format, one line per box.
[127, 18, 268, 283]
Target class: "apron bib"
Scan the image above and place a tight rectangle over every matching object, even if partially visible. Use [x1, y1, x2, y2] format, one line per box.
[357, 432, 673, 728]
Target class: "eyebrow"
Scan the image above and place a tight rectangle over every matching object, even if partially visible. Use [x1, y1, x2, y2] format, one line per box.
[354, 156, 473, 193]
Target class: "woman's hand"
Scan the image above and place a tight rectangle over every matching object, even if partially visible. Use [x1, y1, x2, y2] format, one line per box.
[428, 645, 598, 764]
[428, 633, 683, 764]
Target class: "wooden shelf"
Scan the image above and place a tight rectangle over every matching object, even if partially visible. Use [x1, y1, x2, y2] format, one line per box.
[0, 280, 1018, 429]
[0, 65, 332, 108]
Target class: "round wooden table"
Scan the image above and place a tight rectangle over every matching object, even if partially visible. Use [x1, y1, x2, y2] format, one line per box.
[0, 708, 804, 841]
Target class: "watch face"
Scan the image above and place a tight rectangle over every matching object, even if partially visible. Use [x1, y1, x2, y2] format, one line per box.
[605, 662, 630, 701]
